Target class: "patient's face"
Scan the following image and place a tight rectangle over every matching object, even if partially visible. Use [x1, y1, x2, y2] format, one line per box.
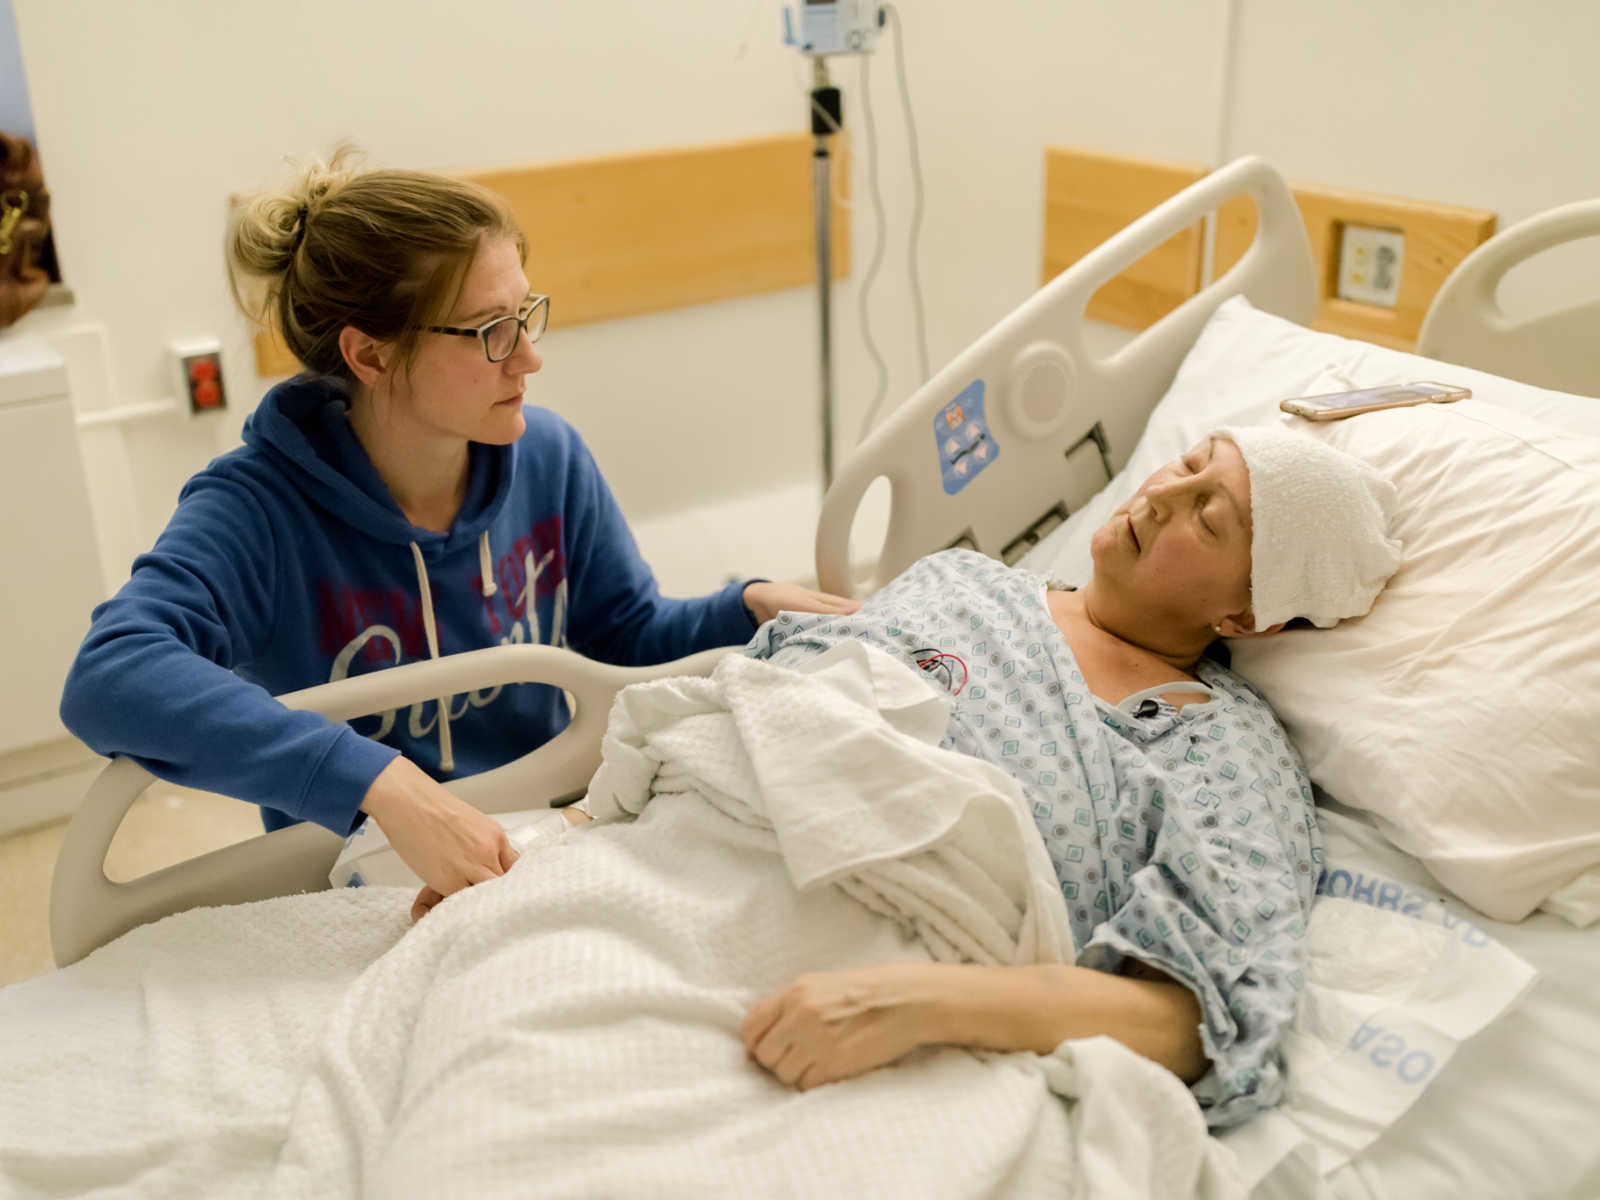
[1090, 436, 1254, 630]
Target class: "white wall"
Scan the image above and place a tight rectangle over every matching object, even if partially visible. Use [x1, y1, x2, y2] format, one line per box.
[5, 0, 1597, 597]
[1225, 0, 1600, 314]
[4, 0, 1219, 592]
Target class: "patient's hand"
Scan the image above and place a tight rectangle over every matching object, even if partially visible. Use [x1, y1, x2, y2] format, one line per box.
[741, 964, 942, 1090]
[742, 581, 859, 626]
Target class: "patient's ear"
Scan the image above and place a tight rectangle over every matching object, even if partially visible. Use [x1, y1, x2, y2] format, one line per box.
[1219, 613, 1286, 639]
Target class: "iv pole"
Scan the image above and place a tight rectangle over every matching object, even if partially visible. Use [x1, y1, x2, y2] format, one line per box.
[809, 58, 843, 490]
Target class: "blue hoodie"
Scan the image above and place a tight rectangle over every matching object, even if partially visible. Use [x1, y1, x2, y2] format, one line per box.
[60, 377, 758, 834]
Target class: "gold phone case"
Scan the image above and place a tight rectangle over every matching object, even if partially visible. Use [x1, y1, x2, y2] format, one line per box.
[1279, 382, 1470, 421]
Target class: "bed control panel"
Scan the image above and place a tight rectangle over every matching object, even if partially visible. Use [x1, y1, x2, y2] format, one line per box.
[934, 381, 999, 495]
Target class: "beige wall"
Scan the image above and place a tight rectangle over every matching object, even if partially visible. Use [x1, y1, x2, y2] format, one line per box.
[6, 0, 1597, 595]
[1225, 0, 1600, 314]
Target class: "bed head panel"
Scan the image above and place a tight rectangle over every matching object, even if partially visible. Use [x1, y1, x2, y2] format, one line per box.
[1418, 198, 1600, 399]
[815, 155, 1317, 597]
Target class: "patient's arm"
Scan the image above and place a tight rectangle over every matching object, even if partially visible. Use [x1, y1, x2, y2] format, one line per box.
[928, 961, 1208, 1082]
[743, 961, 1207, 1092]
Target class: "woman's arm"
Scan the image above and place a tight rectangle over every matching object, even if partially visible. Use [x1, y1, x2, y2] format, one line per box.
[59, 475, 398, 831]
[549, 416, 854, 665]
[742, 961, 1207, 1091]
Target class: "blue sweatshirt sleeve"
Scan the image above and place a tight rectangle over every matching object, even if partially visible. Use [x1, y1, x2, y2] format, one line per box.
[552, 422, 759, 667]
[58, 475, 398, 834]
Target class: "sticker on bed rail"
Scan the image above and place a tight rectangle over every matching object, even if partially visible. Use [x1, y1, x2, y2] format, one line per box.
[935, 381, 999, 495]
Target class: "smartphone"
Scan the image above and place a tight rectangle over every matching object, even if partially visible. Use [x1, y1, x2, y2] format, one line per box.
[1279, 381, 1470, 420]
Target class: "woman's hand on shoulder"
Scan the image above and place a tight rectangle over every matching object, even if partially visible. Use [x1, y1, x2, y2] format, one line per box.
[743, 581, 859, 626]
[359, 756, 518, 922]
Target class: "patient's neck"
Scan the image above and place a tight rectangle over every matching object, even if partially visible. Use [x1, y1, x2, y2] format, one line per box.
[1069, 584, 1212, 674]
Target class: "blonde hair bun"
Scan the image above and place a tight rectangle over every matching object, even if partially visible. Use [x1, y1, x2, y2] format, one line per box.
[225, 147, 522, 381]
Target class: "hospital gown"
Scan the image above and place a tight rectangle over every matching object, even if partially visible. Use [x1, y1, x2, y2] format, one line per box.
[746, 549, 1322, 1128]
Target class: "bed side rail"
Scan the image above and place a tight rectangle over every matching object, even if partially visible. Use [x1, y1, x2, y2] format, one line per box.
[816, 154, 1316, 596]
[50, 643, 734, 968]
[1417, 198, 1600, 398]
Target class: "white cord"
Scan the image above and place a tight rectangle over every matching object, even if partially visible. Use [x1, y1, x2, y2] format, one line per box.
[883, 3, 930, 385]
[854, 49, 892, 445]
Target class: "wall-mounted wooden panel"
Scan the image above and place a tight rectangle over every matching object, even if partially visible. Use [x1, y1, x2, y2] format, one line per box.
[1214, 183, 1496, 350]
[253, 133, 849, 377]
[1041, 148, 1206, 330]
[1041, 146, 1498, 352]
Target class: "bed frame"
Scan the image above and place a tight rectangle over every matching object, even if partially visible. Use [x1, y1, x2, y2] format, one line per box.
[47, 154, 1343, 966]
[1417, 197, 1600, 398]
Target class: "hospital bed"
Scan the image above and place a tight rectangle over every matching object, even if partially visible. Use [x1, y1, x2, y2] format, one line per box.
[21, 158, 1600, 1198]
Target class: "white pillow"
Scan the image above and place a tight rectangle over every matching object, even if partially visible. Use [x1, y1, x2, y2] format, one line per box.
[1021, 297, 1600, 923]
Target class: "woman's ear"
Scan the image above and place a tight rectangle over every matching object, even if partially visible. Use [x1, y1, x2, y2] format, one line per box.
[1218, 612, 1286, 639]
[338, 326, 392, 389]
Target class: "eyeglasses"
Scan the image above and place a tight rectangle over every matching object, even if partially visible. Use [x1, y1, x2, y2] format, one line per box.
[426, 293, 550, 363]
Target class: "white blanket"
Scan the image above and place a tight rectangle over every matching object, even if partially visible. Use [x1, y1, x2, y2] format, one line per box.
[0, 888, 410, 1198]
[0, 643, 1240, 1200]
[586, 642, 1076, 966]
[265, 642, 1237, 1198]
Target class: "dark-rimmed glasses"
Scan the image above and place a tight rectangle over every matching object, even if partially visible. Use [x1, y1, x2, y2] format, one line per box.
[426, 293, 550, 363]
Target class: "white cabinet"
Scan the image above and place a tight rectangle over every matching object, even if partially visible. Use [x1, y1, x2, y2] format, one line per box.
[0, 335, 105, 755]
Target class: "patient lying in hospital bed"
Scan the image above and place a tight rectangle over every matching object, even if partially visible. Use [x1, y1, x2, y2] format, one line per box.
[730, 423, 1401, 1128]
[343, 422, 1400, 1131]
[0, 421, 1403, 1199]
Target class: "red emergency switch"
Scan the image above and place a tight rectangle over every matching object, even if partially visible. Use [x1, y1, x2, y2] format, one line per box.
[170, 339, 227, 416]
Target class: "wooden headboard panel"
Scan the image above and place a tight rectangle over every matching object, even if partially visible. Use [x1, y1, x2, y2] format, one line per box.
[1213, 184, 1496, 350]
[1042, 146, 1497, 351]
[252, 133, 850, 377]
[1041, 147, 1208, 331]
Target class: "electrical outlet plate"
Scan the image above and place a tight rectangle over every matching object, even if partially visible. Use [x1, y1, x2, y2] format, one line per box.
[169, 337, 226, 416]
[1337, 224, 1405, 308]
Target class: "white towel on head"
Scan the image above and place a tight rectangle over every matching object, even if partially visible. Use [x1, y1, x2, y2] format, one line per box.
[1218, 423, 1402, 630]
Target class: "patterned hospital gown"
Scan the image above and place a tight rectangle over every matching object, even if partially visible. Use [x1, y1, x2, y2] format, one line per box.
[746, 549, 1322, 1128]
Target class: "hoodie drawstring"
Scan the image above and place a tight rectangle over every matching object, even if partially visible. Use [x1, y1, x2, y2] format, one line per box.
[409, 541, 455, 773]
[478, 530, 497, 597]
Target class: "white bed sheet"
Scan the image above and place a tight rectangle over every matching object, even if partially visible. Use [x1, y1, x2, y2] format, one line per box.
[1311, 803, 1600, 1200]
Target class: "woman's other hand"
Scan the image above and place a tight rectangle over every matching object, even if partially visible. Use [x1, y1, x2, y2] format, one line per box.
[359, 756, 518, 922]
[743, 581, 859, 626]
[741, 964, 944, 1090]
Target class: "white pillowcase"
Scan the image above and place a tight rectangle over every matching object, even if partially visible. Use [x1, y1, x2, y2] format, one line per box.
[1020, 297, 1600, 923]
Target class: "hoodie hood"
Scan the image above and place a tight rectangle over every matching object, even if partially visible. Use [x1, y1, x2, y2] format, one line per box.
[240, 375, 514, 551]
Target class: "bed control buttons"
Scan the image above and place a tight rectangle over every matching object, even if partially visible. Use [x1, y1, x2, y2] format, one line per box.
[934, 380, 1000, 495]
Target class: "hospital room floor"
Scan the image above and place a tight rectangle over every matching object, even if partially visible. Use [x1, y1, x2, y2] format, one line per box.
[0, 789, 262, 988]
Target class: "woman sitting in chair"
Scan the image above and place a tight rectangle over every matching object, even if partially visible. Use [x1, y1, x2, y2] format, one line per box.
[739, 425, 1403, 1128]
